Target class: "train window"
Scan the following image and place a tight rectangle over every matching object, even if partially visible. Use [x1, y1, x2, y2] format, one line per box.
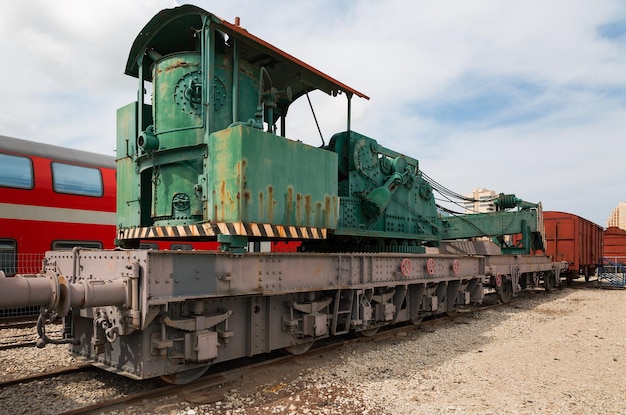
[0, 154, 33, 189]
[0, 240, 17, 276]
[170, 243, 193, 251]
[139, 243, 159, 250]
[51, 162, 103, 197]
[51, 241, 103, 250]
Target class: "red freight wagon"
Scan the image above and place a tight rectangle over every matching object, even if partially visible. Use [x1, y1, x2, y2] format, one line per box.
[604, 227, 626, 263]
[540, 211, 603, 282]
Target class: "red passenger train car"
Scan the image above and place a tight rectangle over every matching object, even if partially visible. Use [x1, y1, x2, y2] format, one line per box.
[539, 211, 603, 282]
[0, 135, 296, 317]
[0, 135, 119, 276]
[0, 135, 296, 280]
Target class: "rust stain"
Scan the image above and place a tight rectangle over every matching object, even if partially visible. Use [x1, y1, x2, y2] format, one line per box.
[259, 191, 264, 219]
[219, 181, 237, 222]
[295, 192, 302, 226]
[315, 201, 322, 227]
[304, 194, 312, 227]
[325, 196, 332, 228]
[238, 160, 247, 221]
[286, 187, 294, 225]
[268, 186, 275, 223]
[220, 181, 226, 222]
[163, 60, 196, 73]
[212, 189, 218, 222]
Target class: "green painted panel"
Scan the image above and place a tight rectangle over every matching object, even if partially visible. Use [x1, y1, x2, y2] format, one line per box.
[116, 103, 141, 229]
[116, 157, 140, 228]
[205, 125, 338, 229]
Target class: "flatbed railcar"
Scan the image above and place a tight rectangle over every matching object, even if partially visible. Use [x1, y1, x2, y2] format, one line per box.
[0, 5, 566, 384]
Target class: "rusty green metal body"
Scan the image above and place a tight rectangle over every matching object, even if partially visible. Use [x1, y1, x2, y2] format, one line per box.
[206, 126, 338, 228]
[329, 131, 441, 249]
[115, 6, 354, 250]
[115, 5, 545, 253]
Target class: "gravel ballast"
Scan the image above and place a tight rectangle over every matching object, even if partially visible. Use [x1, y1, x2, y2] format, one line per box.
[1, 286, 625, 414]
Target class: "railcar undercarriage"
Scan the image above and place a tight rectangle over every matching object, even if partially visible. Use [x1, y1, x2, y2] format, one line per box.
[1, 249, 488, 383]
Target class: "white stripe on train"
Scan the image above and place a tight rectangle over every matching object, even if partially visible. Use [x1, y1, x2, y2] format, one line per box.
[0, 202, 115, 226]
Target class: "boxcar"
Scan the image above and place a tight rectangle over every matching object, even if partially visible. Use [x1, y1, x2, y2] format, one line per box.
[604, 226, 626, 264]
[540, 211, 603, 282]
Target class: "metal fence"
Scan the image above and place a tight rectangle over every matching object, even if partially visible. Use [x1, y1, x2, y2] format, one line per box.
[0, 253, 46, 319]
[598, 257, 626, 288]
[1, 252, 45, 276]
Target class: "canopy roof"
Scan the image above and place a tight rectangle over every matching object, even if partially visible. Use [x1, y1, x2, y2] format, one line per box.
[125, 5, 369, 102]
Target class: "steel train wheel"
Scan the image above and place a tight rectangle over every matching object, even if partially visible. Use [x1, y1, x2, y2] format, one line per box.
[498, 280, 513, 303]
[544, 273, 555, 292]
[159, 365, 211, 385]
[284, 340, 314, 355]
[358, 327, 380, 337]
[410, 316, 424, 325]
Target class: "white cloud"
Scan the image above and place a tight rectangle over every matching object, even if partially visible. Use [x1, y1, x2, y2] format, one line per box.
[0, 0, 624, 225]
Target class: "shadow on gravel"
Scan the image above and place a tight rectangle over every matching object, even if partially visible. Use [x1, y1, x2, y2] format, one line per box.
[12, 279, 604, 415]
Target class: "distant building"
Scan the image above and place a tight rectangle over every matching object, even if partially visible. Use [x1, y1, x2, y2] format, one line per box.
[464, 188, 497, 214]
[607, 202, 626, 231]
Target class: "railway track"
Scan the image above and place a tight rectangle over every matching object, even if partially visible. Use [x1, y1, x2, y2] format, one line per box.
[0, 340, 36, 351]
[0, 364, 92, 388]
[0, 319, 62, 351]
[0, 329, 38, 351]
[0, 317, 39, 330]
[0, 288, 556, 415]
[39, 290, 543, 415]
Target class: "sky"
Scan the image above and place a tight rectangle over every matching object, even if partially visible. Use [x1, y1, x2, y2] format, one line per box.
[0, 0, 625, 227]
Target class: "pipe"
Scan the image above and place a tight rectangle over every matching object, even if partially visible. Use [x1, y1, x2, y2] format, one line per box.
[232, 37, 239, 124]
[0, 274, 58, 308]
[69, 279, 129, 309]
[137, 55, 144, 145]
[130, 262, 140, 311]
[71, 246, 80, 284]
[0, 273, 129, 316]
